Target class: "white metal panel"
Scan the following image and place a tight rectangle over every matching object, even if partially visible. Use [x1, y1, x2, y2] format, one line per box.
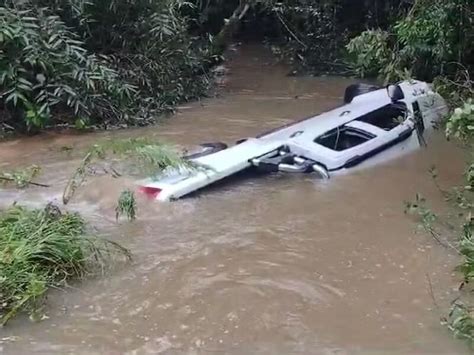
[344, 120, 387, 136]
[141, 139, 285, 201]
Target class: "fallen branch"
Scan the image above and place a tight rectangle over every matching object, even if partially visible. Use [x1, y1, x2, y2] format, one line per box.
[212, 1, 251, 55]
[426, 273, 439, 308]
[0, 176, 50, 188]
[63, 151, 95, 205]
[0, 165, 46, 188]
[275, 12, 307, 49]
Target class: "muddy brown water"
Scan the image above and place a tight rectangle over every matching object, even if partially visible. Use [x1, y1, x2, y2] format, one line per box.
[0, 45, 471, 354]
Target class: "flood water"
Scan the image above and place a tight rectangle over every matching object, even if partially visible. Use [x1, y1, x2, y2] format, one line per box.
[0, 45, 471, 354]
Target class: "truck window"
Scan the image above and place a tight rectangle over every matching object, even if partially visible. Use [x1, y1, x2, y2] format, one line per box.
[356, 103, 407, 130]
[315, 127, 375, 151]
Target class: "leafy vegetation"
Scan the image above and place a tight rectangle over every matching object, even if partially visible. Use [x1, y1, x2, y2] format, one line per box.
[447, 302, 474, 344]
[446, 100, 474, 142]
[346, 30, 391, 79]
[0, 203, 131, 326]
[346, 0, 473, 84]
[0, 5, 136, 132]
[0, 0, 214, 134]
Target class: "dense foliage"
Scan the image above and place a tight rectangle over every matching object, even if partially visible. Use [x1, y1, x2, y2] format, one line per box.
[0, 0, 213, 133]
[0, 6, 134, 131]
[1, 0, 472, 133]
[263, 0, 406, 74]
[346, 0, 473, 83]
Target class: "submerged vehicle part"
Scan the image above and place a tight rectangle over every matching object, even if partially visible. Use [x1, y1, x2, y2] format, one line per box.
[138, 80, 449, 202]
[343, 83, 380, 104]
[183, 142, 228, 159]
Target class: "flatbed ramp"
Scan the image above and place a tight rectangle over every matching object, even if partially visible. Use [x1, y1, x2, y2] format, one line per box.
[139, 139, 285, 201]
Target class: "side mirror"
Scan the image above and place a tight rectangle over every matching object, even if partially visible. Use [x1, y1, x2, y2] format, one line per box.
[387, 84, 405, 102]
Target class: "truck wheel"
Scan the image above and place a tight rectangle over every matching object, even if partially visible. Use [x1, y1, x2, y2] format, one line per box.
[344, 83, 380, 104]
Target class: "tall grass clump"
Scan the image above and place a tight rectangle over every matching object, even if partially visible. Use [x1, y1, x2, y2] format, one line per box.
[116, 190, 137, 221]
[0, 203, 131, 326]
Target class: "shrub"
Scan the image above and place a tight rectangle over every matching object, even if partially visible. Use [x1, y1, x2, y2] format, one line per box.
[394, 0, 461, 79]
[0, 1, 213, 133]
[446, 99, 474, 141]
[0, 204, 131, 325]
[81, 0, 213, 111]
[346, 0, 472, 83]
[346, 29, 392, 78]
[0, 6, 135, 131]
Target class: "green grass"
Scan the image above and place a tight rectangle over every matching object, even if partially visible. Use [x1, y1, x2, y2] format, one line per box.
[0, 204, 131, 326]
[116, 190, 137, 221]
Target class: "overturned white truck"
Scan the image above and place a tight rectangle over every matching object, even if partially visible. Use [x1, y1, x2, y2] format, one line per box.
[138, 80, 448, 201]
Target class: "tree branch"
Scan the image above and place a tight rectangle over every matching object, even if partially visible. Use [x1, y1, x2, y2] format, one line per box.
[0, 177, 50, 188]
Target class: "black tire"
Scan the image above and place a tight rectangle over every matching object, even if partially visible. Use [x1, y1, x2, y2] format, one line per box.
[343, 83, 380, 104]
[183, 142, 228, 159]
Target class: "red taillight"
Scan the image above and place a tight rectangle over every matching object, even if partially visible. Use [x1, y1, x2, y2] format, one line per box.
[138, 186, 162, 199]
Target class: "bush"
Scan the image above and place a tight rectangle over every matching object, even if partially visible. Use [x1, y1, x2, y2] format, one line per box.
[346, 29, 392, 78]
[394, 0, 462, 79]
[80, 0, 213, 111]
[0, 6, 136, 131]
[0, 1, 213, 133]
[0, 204, 130, 325]
[446, 99, 474, 141]
[346, 0, 473, 83]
